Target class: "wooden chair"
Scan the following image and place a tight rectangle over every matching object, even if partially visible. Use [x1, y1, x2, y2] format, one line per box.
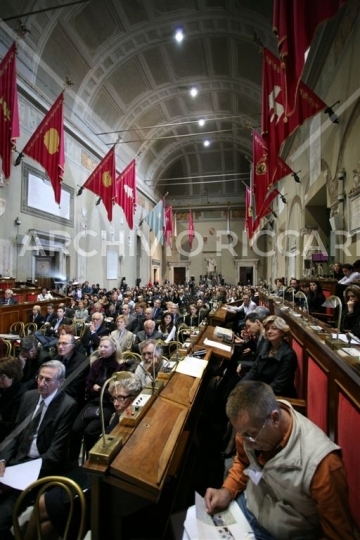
[72, 319, 87, 338]
[0, 339, 12, 356]
[9, 322, 25, 338]
[23, 322, 38, 336]
[12, 475, 87, 540]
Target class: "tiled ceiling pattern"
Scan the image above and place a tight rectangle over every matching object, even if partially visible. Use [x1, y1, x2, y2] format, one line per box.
[0, 0, 276, 205]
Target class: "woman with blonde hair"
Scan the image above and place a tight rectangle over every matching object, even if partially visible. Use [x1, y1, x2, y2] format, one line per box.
[69, 336, 128, 460]
[240, 315, 298, 398]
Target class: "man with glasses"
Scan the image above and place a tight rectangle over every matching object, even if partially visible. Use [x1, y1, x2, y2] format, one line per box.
[205, 381, 357, 540]
[81, 312, 109, 355]
[136, 340, 164, 388]
[53, 334, 89, 407]
[0, 360, 77, 540]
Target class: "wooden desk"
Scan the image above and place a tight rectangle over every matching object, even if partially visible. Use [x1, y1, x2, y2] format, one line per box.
[193, 324, 233, 360]
[0, 296, 66, 334]
[84, 357, 210, 539]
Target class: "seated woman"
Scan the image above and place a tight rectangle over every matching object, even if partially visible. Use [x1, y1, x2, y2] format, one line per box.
[307, 280, 326, 314]
[341, 285, 360, 333]
[333, 261, 343, 281]
[0, 357, 25, 442]
[241, 315, 298, 398]
[158, 312, 176, 343]
[74, 299, 89, 321]
[29, 305, 45, 327]
[23, 374, 142, 540]
[37, 287, 53, 301]
[69, 336, 128, 460]
[110, 315, 134, 352]
[184, 303, 199, 327]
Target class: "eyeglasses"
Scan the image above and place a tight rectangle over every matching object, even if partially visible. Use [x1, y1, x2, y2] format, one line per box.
[242, 415, 270, 443]
[36, 375, 56, 384]
[110, 394, 133, 403]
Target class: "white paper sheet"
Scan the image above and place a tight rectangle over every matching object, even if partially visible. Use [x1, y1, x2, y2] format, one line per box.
[203, 338, 232, 353]
[331, 333, 360, 344]
[175, 357, 208, 378]
[0, 458, 42, 490]
[183, 492, 254, 540]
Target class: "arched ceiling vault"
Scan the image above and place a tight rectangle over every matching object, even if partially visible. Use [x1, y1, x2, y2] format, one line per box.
[0, 0, 276, 206]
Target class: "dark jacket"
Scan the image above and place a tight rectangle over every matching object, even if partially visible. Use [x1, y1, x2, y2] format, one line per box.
[341, 303, 360, 333]
[53, 350, 89, 405]
[0, 382, 25, 442]
[132, 329, 163, 353]
[85, 355, 125, 404]
[20, 348, 52, 391]
[29, 313, 46, 326]
[2, 389, 77, 476]
[81, 324, 110, 354]
[242, 340, 298, 398]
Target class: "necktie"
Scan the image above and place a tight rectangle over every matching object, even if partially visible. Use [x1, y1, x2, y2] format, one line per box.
[15, 400, 45, 462]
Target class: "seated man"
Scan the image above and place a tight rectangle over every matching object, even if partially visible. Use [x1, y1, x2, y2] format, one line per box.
[132, 320, 162, 353]
[52, 333, 89, 408]
[35, 306, 72, 350]
[205, 381, 358, 540]
[0, 289, 17, 306]
[226, 292, 257, 331]
[135, 339, 164, 388]
[18, 336, 51, 391]
[0, 360, 78, 540]
[81, 312, 109, 355]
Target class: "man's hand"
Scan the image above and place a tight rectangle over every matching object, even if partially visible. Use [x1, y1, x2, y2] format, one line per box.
[0, 461, 6, 477]
[204, 487, 232, 514]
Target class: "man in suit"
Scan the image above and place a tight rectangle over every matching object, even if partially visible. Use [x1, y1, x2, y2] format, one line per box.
[132, 320, 163, 353]
[81, 312, 109, 355]
[126, 302, 146, 334]
[0, 289, 17, 306]
[152, 298, 163, 322]
[18, 336, 51, 391]
[53, 333, 89, 408]
[0, 360, 78, 540]
[35, 306, 72, 348]
[43, 304, 57, 326]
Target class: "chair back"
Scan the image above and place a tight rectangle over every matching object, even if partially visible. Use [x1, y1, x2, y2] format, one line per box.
[0, 339, 12, 356]
[73, 319, 87, 338]
[24, 322, 38, 335]
[13, 475, 87, 540]
[9, 322, 25, 337]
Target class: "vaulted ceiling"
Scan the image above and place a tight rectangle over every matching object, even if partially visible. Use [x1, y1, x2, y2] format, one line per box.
[0, 0, 277, 206]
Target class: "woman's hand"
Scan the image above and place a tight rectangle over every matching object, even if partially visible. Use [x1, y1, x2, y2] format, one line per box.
[93, 384, 101, 392]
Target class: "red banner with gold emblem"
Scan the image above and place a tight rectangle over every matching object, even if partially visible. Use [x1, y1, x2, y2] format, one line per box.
[114, 159, 136, 228]
[262, 48, 326, 187]
[21, 92, 64, 204]
[273, 0, 347, 115]
[0, 42, 20, 179]
[81, 146, 116, 222]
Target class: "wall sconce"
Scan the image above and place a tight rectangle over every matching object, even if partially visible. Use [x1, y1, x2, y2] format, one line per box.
[324, 100, 340, 124]
[292, 171, 301, 183]
[15, 217, 21, 226]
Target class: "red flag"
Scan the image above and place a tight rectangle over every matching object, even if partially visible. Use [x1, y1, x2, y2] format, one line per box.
[115, 159, 136, 229]
[0, 42, 20, 179]
[252, 130, 292, 219]
[188, 209, 195, 249]
[81, 146, 116, 222]
[245, 186, 253, 239]
[273, 0, 347, 115]
[262, 48, 326, 186]
[21, 93, 64, 204]
[164, 206, 173, 247]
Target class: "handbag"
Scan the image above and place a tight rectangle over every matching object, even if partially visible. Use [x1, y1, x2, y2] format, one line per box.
[82, 406, 100, 422]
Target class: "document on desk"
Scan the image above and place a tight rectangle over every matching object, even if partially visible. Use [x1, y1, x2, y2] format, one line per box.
[175, 356, 208, 378]
[203, 337, 232, 353]
[332, 333, 360, 344]
[0, 459, 42, 490]
[183, 492, 254, 540]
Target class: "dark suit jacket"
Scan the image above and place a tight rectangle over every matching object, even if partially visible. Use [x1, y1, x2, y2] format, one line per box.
[81, 323, 110, 354]
[132, 330, 163, 353]
[20, 348, 52, 391]
[2, 389, 77, 476]
[0, 297, 17, 305]
[53, 350, 89, 405]
[30, 313, 46, 326]
[0, 382, 25, 442]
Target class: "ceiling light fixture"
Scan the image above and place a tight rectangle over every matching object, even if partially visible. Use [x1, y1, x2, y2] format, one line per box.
[203, 139, 210, 147]
[190, 87, 198, 98]
[174, 28, 184, 43]
[198, 118, 205, 127]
